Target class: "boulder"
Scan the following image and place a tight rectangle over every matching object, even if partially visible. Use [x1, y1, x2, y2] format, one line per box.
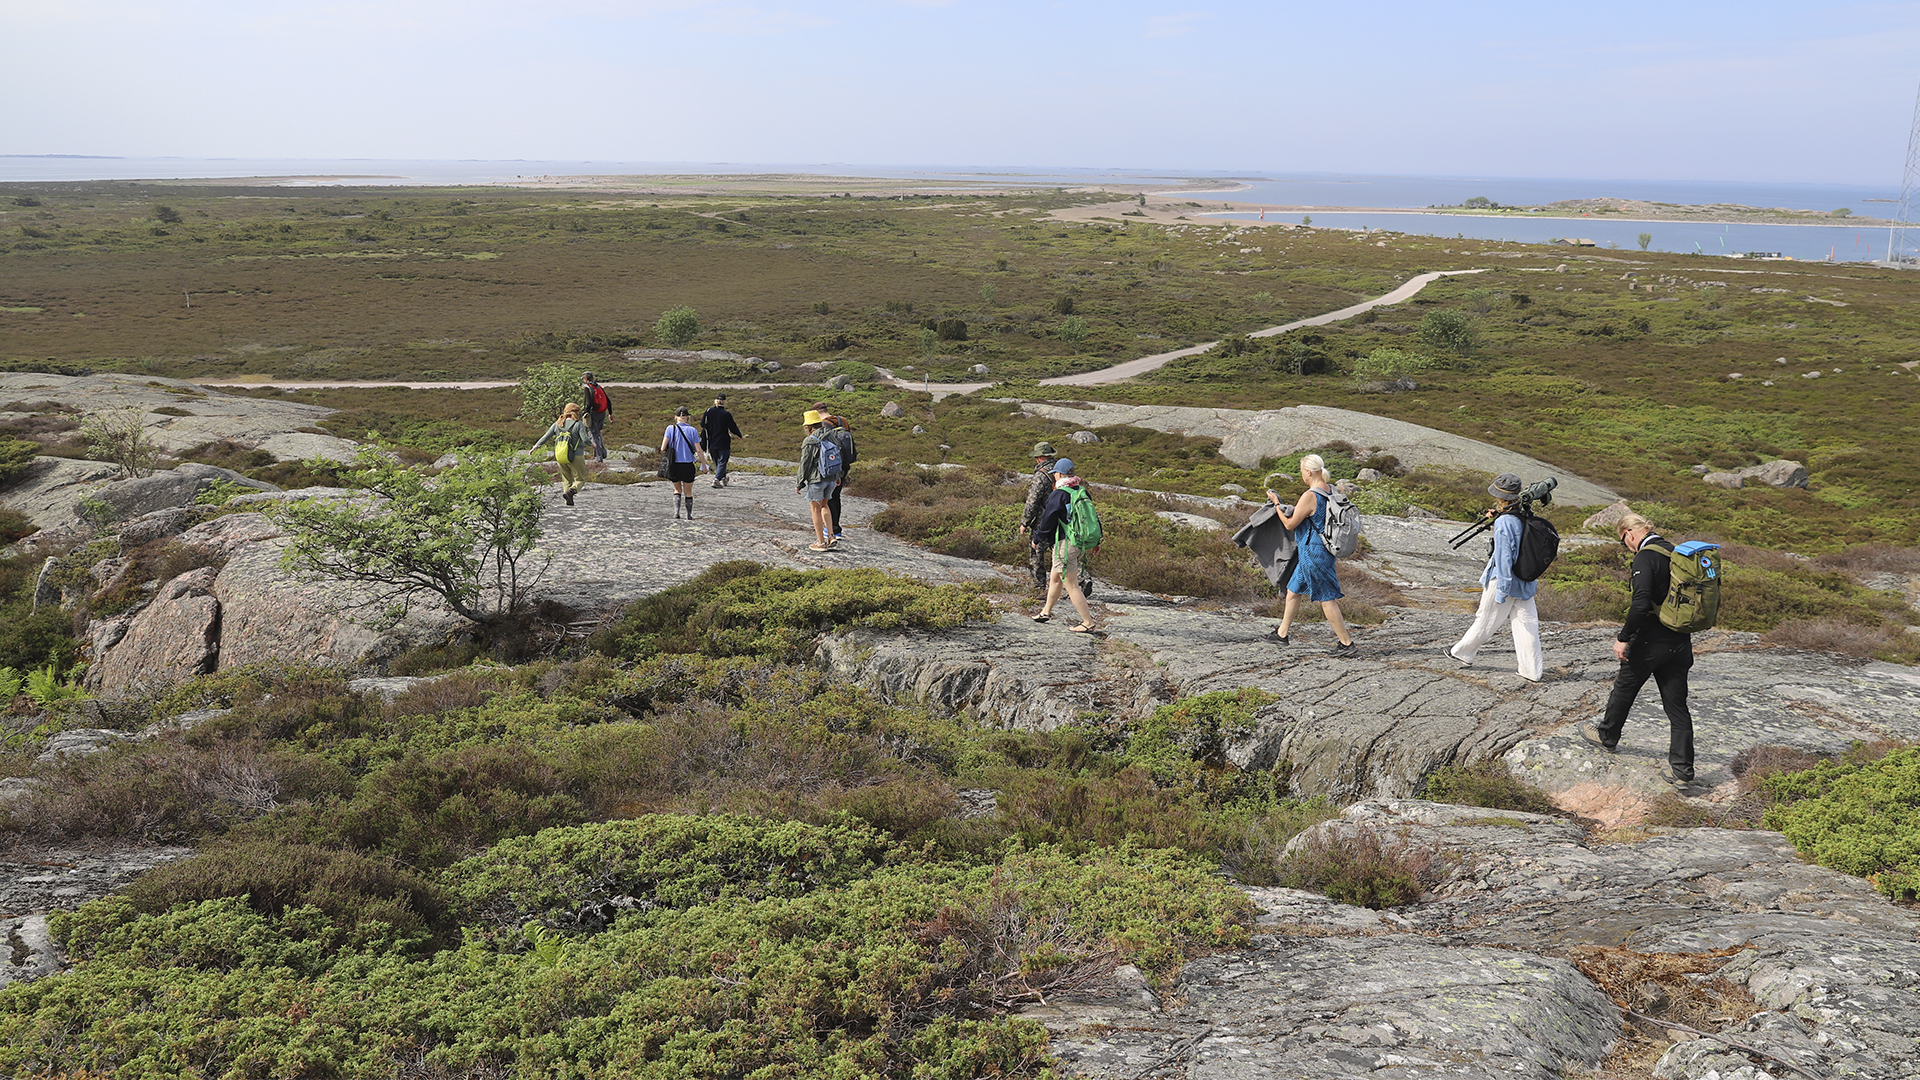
[824, 374, 854, 390]
[912, 425, 926, 435]
[116, 507, 193, 549]
[1218, 483, 1247, 494]
[87, 567, 221, 698]
[1702, 471, 1744, 489]
[880, 401, 905, 418]
[1738, 459, 1809, 489]
[36, 728, 136, 765]
[1689, 463, 1710, 474]
[1581, 500, 1633, 531]
[1355, 468, 1381, 481]
[1154, 511, 1225, 531]
[1, 457, 122, 530]
[757, 361, 781, 374]
[1069, 431, 1101, 444]
[969, 364, 990, 376]
[85, 463, 273, 524]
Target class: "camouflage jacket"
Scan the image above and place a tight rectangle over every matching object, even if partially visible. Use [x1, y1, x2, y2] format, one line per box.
[1022, 459, 1056, 530]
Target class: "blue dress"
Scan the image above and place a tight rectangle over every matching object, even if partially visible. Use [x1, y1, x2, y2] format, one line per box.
[1286, 489, 1344, 602]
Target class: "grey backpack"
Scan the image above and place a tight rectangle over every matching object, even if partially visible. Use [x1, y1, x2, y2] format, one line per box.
[1319, 489, 1362, 559]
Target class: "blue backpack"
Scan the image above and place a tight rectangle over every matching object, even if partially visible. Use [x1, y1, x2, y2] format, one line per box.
[819, 430, 844, 476]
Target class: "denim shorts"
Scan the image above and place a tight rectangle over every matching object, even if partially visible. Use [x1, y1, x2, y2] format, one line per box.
[804, 478, 838, 502]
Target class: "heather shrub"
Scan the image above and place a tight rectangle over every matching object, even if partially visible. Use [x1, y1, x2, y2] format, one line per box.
[1122, 688, 1277, 792]
[1275, 825, 1442, 909]
[1420, 758, 1557, 815]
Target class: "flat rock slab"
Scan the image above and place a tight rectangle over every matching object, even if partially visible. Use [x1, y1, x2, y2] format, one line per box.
[0, 373, 335, 457]
[1018, 401, 1618, 506]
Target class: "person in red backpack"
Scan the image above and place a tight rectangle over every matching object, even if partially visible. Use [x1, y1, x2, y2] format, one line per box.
[581, 372, 613, 463]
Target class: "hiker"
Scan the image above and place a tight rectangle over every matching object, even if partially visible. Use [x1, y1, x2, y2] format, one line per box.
[796, 409, 842, 551]
[1448, 473, 1544, 681]
[701, 393, 743, 488]
[1029, 457, 1098, 633]
[1264, 454, 1354, 653]
[660, 405, 703, 518]
[529, 402, 590, 506]
[1017, 440, 1058, 589]
[811, 402, 857, 542]
[1583, 512, 1696, 784]
[581, 372, 612, 463]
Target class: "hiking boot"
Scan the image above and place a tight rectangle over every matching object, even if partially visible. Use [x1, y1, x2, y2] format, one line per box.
[563, 490, 574, 506]
[1663, 764, 1696, 786]
[712, 480, 723, 488]
[1330, 641, 1356, 656]
[1578, 723, 1617, 753]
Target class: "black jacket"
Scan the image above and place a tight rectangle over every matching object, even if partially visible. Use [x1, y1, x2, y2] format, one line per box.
[1034, 482, 1090, 547]
[701, 405, 742, 449]
[1621, 534, 1689, 647]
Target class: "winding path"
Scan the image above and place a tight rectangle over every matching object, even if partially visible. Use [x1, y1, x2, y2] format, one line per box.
[199, 269, 1489, 399]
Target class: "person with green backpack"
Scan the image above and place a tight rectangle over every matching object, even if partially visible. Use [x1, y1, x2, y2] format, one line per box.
[1029, 458, 1099, 633]
[1581, 511, 1717, 785]
[528, 402, 590, 506]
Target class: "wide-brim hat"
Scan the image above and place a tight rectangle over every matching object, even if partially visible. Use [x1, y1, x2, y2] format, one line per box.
[1488, 473, 1523, 500]
[1032, 441, 1056, 457]
[803, 409, 823, 426]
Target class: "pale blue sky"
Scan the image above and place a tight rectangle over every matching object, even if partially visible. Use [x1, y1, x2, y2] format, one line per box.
[5, 0, 1918, 184]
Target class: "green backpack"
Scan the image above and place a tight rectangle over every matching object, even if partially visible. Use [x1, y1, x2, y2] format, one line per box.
[1651, 540, 1722, 633]
[1063, 486, 1102, 549]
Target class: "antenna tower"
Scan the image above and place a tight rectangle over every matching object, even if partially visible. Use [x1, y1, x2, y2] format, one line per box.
[1888, 80, 1920, 267]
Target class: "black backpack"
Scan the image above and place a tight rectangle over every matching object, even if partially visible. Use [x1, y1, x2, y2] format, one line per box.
[1510, 510, 1560, 582]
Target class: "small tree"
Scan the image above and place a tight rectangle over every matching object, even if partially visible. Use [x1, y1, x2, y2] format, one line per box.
[80, 407, 160, 478]
[1301, 215, 1312, 226]
[517, 360, 584, 427]
[1417, 308, 1476, 355]
[1059, 316, 1088, 344]
[1637, 232, 1653, 251]
[655, 306, 700, 348]
[1349, 347, 1435, 388]
[152, 204, 183, 225]
[270, 449, 546, 626]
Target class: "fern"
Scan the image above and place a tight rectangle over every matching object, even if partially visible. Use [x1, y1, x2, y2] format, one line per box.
[25, 663, 84, 706]
[0, 666, 21, 702]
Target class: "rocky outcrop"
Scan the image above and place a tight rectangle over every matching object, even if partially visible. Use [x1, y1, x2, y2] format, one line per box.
[87, 463, 276, 523]
[1016, 401, 1619, 507]
[86, 567, 221, 696]
[0, 847, 195, 989]
[0, 373, 337, 458]
[1039, 800, 1920, 1080]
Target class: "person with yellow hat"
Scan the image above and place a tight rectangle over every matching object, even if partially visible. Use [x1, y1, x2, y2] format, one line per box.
[796, 410, 843, 551]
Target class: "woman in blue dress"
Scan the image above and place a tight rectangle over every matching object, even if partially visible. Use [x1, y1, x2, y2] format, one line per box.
[1264, 453, 1355, 653]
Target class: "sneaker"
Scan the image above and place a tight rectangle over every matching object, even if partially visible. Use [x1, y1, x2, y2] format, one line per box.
[1578, 723, 1617, 753]
[712, 480, 723, 488]
[563, 490, 574, 506]
[1663, 764, 1696, 786]
[1447, 648, 1471, 668]
[1330, 641, 1356, 656]
[832, 532, 845, 541]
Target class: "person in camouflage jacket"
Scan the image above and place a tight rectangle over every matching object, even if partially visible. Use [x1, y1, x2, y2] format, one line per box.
[1017, 441, 1058, 589]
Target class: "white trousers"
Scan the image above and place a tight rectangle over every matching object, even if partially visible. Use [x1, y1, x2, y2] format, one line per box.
[1451, 589, 1543, 681]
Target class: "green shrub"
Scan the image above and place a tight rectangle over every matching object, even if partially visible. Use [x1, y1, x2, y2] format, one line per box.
[1275, 825, 1440, 909]
[0, 437, 39, 486]
[1122, 688, 1277, 794]
[1761, 746, 1920, 899]
[1420, 758, 1558, 815]
[654, 305, 701, 347]
[591, 562, 991, 662]
[1417, 308, 1476, 354]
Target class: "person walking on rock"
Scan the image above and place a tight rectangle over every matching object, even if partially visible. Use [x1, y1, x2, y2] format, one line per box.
[811, 402, 857, 542]
[1029, 457, 1098, 633]
[796, 410, 842, 551]
[1449, 473, 1544, 681]
[1265, 453, 1354, 654]
[1583, 512, 1696, 784]
[529, 402, 590, 506]
[1017, 441, 1058, 589]
[581, 371, 613, 463]
[661, 406, 703, 518]
[701, 393, 743, 488]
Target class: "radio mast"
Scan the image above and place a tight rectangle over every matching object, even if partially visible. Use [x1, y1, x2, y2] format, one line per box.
[1889, 80, 1920, 267]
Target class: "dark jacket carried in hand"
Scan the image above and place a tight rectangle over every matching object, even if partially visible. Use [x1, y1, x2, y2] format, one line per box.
[701, 405, 741, 450]
[1621, 534, 1689, 649]
[1231, 503, 1298, 588]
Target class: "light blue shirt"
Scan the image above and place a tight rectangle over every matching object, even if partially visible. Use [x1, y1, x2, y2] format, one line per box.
[1480, 512, 1539, 603]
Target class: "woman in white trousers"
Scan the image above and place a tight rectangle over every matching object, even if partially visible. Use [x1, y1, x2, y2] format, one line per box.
[1449, 473, 1544, 682]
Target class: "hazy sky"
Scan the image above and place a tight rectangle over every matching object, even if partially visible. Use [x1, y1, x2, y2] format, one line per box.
[6, 0, 1919, 184]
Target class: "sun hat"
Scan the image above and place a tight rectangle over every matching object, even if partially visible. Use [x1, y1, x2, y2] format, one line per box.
[1032, 441, 1056, 457]
[803, 409, 823, 426]
[1488, 473, 1523, 500]
[1052, 457, 1075, 475]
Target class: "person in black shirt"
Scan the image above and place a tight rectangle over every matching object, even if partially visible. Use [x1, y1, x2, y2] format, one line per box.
[1583, 511, 1695, 784]
[700, 395, 744, 487]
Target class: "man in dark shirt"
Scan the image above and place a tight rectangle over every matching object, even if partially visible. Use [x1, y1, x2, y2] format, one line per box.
[1584, 511, 1695, 783]
[700, 394, 744, 487]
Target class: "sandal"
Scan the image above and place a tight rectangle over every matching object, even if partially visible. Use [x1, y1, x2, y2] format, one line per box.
[1031, 612, 1053, 623]
[1068, 623, 1097, 634]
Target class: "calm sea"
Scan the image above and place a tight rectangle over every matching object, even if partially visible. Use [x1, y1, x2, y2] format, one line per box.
[3, 157, 1898, 262]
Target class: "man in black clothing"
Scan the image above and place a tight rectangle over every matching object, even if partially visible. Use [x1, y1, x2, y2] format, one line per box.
[1584, 511, 1695, 783]
[700, 394, 744, 487]
[581, 372, 612, 462]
